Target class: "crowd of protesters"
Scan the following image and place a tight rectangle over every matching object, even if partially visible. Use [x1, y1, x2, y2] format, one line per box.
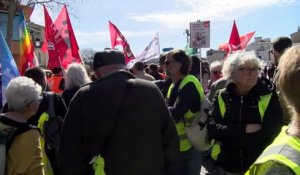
[1, 36, 300, 175]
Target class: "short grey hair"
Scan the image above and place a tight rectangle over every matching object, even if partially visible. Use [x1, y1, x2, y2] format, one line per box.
[6, 76, 42, 112]
[222, 51, 263, 80]
[210, 61, 223, 72]
[65, 63, 91, 90]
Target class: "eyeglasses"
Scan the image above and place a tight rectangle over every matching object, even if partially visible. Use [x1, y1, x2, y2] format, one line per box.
[212, 70, 222, 75]
[164, 60, 177, 66]
[238, 67, 261, 75]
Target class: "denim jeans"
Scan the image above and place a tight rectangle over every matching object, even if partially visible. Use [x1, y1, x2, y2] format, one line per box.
[176, 147, 201, 175]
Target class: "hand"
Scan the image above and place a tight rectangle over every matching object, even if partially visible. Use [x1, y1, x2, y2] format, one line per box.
[246, 124, 262, 133]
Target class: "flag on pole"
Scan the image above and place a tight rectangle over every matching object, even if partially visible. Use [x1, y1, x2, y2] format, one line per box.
[43, 5, 68, 70]
[136, 32, 160, 62]
[55, 5, 81, 69]
[0, 31, 20, 106]
[108, 21, 135, 63]
[19, 11, 35, 75]
[219, 31, 256, 53]
[240, 31, 255, 49]
[228, 20, 241, 52]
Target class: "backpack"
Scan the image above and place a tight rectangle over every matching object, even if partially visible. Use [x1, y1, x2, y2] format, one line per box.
[185, 95, 212, 151]
[38, 92, 64, 174]
[0, 115, 35, 175]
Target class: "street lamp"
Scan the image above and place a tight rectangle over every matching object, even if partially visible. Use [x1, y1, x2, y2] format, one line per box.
[34, 38, 41, 47]
[29, 30, 41, 48]
[184, 29, 190, 44]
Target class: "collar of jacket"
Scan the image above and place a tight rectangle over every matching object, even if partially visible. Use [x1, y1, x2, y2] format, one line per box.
[225, 77, 274, 97]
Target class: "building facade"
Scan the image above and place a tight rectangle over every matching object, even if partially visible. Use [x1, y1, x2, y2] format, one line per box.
[0, 5, 48, 69]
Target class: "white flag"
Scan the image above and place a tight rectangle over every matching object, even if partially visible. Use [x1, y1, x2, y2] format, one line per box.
[136, 32, 160, 62]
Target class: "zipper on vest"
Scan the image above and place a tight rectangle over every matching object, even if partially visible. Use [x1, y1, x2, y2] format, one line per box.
[239, 96, 243, 122]
[239, 96, 244, 174]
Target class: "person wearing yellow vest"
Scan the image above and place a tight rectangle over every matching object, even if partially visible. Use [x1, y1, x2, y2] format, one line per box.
[247, 46, 300, 175]
[207, 51, 283, 175]
[165, 49, 204, 175]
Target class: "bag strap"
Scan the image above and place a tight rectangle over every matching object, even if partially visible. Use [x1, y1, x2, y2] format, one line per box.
[46, 92, 56, 119]
[104, 81, 132, 149]
[90, 80, 133, 170]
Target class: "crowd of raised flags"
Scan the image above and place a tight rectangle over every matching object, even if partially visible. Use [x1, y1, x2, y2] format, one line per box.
[42, 5, 81, 69]
[0, 5, 255, 108]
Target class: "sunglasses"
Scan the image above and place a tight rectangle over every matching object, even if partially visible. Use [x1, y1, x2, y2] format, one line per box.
[164, 60, 176, 66]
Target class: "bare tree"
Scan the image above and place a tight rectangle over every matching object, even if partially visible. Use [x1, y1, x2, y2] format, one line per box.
[0, 0, 75, 49]
[80, 48, 96, 68]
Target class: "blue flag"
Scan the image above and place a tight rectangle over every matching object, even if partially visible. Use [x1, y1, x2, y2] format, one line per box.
[0, 31, 20, 106]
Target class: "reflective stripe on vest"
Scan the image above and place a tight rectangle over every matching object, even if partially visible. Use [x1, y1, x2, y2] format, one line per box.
[38, 112, 54, 175]
[212, 90, 272, 160]
[167, 75, 204, 152]
[217, 90, 272, 121]
[246, 126, 300, 175]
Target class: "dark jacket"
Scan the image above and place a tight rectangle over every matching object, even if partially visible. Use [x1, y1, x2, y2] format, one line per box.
[29, 91, 67, 125]
[207, 77, 283, 173]
[62, 87, 80, 108]
[154, 78, 173, 98]
[59, 70, 179, 175]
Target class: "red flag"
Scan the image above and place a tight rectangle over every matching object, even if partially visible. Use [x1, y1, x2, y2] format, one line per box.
[240, 31, 255, 49]
[108, 21, 135, 63]
[43, 5, 68, 69]
[219, 31, 256, 52]
[55, 5, 81, 69]
[228, 20, 241, 52]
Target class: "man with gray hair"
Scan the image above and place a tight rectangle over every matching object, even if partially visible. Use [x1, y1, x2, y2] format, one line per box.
[131, 61, 155, 81]
[59, 49, 179, 175]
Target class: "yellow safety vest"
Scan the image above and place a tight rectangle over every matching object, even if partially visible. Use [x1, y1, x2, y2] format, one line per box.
[211, 90, 272, 160]
[246, 126, 300, 175]
[38, 112, 54, 175]
[167, 75, 204, 152]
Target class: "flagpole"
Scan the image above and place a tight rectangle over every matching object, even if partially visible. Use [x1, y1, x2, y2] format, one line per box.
[57, 50, 65, 77]
[198, 48, 202, 85]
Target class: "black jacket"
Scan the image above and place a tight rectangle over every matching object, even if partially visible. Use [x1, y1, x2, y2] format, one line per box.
[62, 87, 80, 108]
[59, 71, 179, 175]
[207, 77, 283, 173]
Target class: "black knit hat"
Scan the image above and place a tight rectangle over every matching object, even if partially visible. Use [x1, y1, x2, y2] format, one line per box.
[93, 50, 125, 70]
